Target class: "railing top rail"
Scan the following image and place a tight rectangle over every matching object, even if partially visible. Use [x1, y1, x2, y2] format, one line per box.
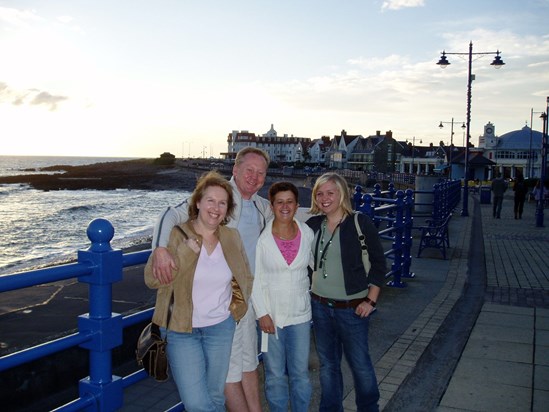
[0, 261, 93, 293]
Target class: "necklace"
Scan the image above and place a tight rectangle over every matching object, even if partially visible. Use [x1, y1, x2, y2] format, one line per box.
[192, 220, 218, 253]
[314, 217, 343, 279]
[272, 222, 297, 241]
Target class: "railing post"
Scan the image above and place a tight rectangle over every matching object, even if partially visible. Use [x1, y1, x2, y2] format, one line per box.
[401, 189, 415, 279]
[388, 182, 396, 199]
[432, 183, 441, 222]
[361, 193, 375, 220]
[386, 182, 396, 231]
[442, 180, 449, 219]
[387, 191, 406, 288]
[353, 185, 364, 211]
[373, 183, 382, 209]
[77, 218, 124, 411]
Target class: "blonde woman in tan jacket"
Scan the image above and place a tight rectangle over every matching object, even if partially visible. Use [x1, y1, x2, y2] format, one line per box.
[145, 171, 253, 412]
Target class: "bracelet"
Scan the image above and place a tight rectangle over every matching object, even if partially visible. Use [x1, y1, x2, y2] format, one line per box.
[364, 297, 376, 307]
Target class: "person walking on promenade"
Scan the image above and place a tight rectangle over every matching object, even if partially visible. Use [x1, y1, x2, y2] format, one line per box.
[144, 171, 253, 411]
[533, 179, 548, 208]
[306, 172, 387, 412]
[491, 173, 508, 219]
[513, 174, 528, 219]
[150, 147, 270, 412]
[252, 182, 314, 412]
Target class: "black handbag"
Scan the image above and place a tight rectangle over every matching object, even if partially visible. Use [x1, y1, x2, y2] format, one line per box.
[136, 321, 169, 382]
[136, 225, 187, 381]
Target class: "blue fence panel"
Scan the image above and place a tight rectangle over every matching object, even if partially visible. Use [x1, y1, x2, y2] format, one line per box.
[354, 184, 414, 288]
[0, 218, 183, 412]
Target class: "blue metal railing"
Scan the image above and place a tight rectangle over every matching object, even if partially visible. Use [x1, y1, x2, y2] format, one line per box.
[412, 179, 461, 224]
[353, 183, 415, 288]
[353, 179, 459, 286]
[0, 218, 183, 412]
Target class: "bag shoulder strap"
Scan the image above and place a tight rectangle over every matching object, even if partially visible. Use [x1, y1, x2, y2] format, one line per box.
[161, 225, 186, 337]
[174, 225, 189, 240]
[354, 213, 368, 252]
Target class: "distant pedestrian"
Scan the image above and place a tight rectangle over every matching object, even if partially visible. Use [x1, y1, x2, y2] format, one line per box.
[491, 173, 508, 219]
[532, 180, 548, 207]
[513, 175, 528, 219]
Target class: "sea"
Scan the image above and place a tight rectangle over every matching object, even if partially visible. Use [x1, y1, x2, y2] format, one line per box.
[0, 155, 190, 276]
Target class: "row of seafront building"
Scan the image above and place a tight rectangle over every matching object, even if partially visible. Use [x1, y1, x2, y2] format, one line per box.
[222, 122, 546, 182]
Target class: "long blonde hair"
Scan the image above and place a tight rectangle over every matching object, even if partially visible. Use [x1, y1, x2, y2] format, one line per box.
[309, 172, 353, 216]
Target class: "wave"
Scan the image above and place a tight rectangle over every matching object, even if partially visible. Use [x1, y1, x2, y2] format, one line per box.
[59, 205, 96, 214]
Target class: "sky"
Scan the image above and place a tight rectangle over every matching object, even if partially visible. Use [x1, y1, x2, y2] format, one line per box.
[1, 0, 548, 159]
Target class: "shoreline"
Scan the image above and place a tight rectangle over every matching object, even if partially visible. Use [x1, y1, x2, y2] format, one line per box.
[0, 158, 206, 191]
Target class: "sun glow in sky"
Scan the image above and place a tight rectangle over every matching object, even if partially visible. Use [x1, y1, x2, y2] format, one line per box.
[1, 0, 548, 158]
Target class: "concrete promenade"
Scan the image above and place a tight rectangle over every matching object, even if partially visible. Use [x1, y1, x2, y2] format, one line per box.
[121, 193, 549, 412]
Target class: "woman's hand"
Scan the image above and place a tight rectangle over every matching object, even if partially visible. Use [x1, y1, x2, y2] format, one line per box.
[355, 301, 376, 318]
[258, 315, 276, 334]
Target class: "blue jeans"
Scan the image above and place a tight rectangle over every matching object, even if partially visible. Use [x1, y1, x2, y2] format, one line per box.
[263, 321, 312, 412]
[312, 300, 379, 412]
[493, 195, 504, 217]
[164, 316, 236, 412]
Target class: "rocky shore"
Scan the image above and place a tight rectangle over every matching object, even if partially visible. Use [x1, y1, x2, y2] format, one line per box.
[0, 158, 314, 204]
[0, 158, 210, 191]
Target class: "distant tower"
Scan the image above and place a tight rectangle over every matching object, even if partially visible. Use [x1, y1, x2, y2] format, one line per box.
[483, 122, 496, 149]
[264, 124, 277, 138]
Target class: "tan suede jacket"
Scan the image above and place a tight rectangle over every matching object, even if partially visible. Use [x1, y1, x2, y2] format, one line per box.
[144, 222, 253, 333]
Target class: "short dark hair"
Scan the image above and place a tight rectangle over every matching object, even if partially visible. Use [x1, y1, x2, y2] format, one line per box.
[235, 147, 270, 167]
[268, 181, 299, 204]
[188, 171, 235, 225]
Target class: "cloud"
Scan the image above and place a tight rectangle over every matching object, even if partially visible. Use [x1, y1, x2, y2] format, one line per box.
[30, 91, 68, 111]
[0, 82, 68, 111]
[0, 6, 42, 29]
[381, 0, 425, 11]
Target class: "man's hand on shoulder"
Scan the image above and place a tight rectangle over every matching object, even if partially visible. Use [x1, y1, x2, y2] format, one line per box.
[152, 247, 177, 284]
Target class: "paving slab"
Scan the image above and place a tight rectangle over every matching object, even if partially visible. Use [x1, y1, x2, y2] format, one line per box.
[439, 377, 531, 412]
[452, 356, 532, 387]
[463, 332, 533, 363]
[468, 322, 534, 344]
[535, 344, 549, 366]
[475, 310, 534, 328]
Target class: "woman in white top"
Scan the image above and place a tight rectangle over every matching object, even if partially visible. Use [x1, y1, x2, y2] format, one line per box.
[252, 182, 314, 412]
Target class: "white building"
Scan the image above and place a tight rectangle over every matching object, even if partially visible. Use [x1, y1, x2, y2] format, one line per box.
[479, 122, 544, 179]
[223, 124, 311, 164]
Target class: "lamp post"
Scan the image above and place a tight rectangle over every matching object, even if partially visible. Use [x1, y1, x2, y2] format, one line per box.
[529, 109, 544, 178]
[438, 118, 466, 179]
[437, 41, 505, 217]
[536, 97, 549, 227]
